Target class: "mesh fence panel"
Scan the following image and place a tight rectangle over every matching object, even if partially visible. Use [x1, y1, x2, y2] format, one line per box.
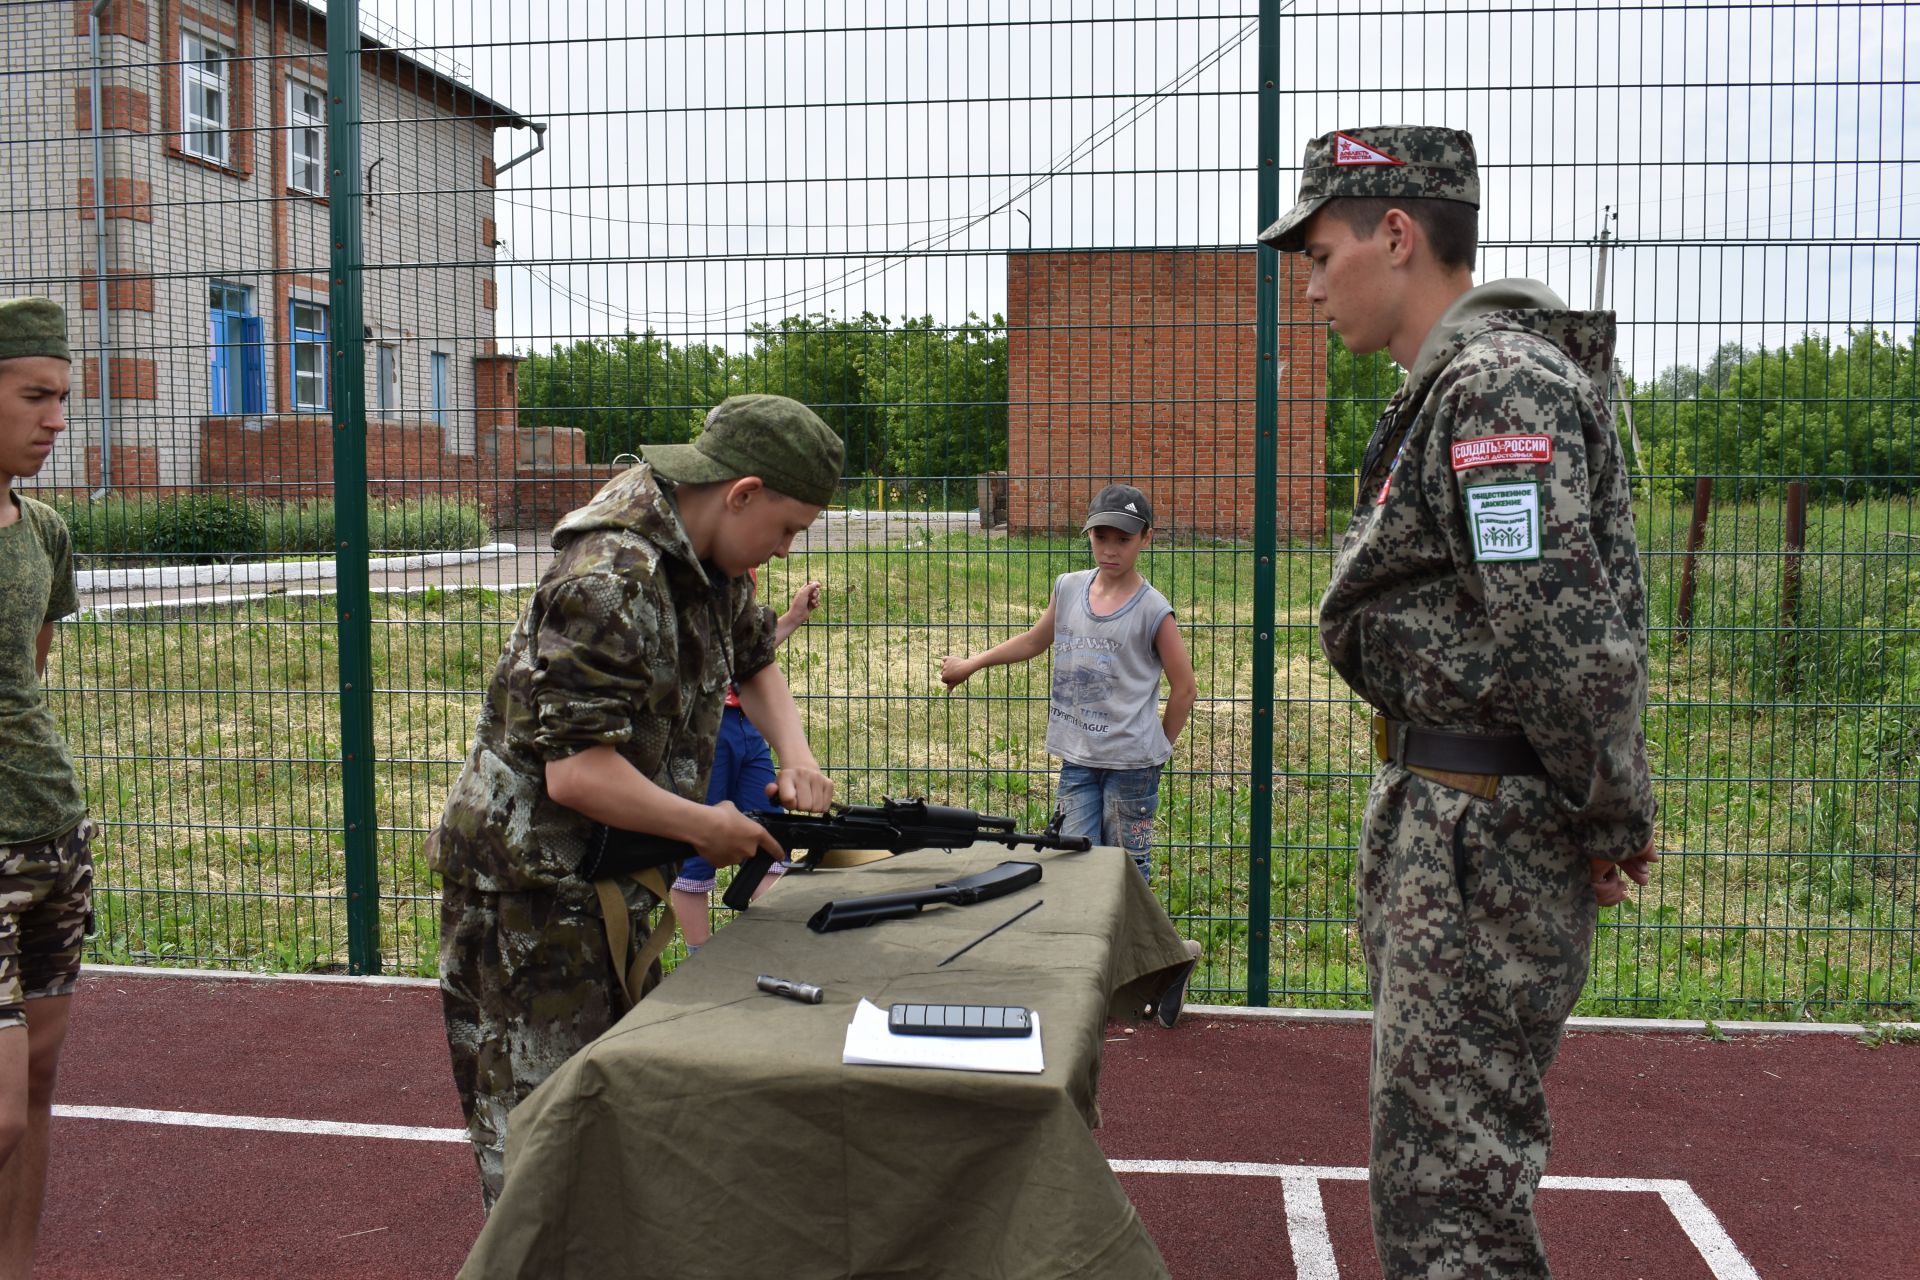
[2, 1, 1913, 1014]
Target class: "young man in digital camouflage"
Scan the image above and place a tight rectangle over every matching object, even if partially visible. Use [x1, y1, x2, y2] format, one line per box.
[430, 393, 843, 1210]
[1261, 128, 1660, 1277]
[0, 297, 93, 1276]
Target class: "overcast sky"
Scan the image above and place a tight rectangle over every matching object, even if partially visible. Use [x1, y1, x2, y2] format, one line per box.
[363, 0, 1920, 381]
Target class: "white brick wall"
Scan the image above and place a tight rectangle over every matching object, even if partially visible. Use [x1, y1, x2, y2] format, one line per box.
[0, 0, 513, 490]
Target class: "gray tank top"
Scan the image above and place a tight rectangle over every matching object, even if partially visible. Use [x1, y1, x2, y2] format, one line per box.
[1045, 569, 1175, 769]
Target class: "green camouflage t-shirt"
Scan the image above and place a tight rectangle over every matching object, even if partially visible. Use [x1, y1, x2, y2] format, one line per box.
[0, 493, 86, 844]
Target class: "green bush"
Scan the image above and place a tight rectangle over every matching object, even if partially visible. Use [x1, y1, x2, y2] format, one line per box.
[51, 494, 492, 560]
[369, 498, 491, 552]
[143, 494, 267, 562]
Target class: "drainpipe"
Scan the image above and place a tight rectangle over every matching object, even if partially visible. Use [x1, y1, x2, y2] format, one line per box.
[87, 0, 115, 498]
[493, 121, 546, 176]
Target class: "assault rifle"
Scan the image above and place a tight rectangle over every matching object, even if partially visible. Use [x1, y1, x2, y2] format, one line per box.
[574, 797, 1091, 911]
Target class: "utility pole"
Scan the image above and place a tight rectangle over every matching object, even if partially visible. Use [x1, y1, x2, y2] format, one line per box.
[1591, 206, 1646, 480]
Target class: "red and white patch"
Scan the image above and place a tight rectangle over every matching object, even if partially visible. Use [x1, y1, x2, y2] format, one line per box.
[1450, 434, 1553, 471]
[1332, 133, 1403, 166]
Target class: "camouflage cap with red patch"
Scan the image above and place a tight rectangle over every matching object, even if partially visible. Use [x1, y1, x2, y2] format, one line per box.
[1257, 126, 1478, 253]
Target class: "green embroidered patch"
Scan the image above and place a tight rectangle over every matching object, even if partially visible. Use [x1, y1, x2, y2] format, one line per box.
[1465, 482, 1542, 562]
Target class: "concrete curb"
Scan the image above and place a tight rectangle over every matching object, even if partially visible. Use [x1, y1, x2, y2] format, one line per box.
[76, 542, 519, 593]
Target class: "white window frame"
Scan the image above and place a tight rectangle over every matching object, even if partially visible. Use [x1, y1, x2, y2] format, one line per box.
[288, 79, 326, 195]
[181, 31, 230, 165]
[376, 342, 400, 414]
[291, 299, 329, 411]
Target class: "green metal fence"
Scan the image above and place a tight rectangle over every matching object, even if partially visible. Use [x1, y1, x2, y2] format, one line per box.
[3, 1, 1914, 1017]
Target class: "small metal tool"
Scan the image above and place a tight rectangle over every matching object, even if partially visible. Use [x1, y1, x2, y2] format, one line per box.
[756, 973, 824, 1004]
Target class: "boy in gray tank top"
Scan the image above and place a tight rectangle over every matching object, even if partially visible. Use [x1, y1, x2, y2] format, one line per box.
[940, 484, 1198, 882]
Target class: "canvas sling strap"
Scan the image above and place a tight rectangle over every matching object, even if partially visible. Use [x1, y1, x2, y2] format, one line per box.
[594, 869, 678, 1010]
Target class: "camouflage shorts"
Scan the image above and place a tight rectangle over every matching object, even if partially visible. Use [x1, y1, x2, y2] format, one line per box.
[439, 874, 661, 1212]
[1, 817, 96, 1031]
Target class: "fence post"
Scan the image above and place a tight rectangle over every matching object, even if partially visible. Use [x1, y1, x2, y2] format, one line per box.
[1674, 476, 1714, 644]
[1780, 480, 1807, 690]
[1246, 0, 1284, 1006]
[327, 0, 380, 974]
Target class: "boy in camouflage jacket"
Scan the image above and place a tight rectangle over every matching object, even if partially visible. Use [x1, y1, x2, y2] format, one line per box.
[431, 394, 842, 1209]
[1262, 127, 1660, 1278]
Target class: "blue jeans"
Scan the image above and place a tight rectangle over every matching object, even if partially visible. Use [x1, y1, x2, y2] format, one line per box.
[673, 706, 782, 894]
[1057, 762, 1162, 881]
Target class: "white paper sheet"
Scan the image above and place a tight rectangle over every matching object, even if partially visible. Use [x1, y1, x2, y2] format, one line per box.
[841, 998, 1045, 1074]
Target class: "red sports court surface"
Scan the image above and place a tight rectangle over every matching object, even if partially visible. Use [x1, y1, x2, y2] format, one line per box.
[37, 970, 1917, 1278]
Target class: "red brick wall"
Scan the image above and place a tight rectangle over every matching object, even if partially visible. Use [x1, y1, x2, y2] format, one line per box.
[79, 271, 156, 312]
[1005, 249, 1324, 540]
[73, 84, 151, 133]
[72, 0, 149, 39]
[194, 415, 612, 531]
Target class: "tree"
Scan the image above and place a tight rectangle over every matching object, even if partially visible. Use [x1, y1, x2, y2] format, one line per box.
[518, 331, 728, 463]
[878, 314, 1008, 503]
[1325, 334, 1404, 505]
[728, 312, 893, 477]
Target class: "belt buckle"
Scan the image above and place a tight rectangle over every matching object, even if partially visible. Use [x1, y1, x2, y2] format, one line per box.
[1371, 714, 1391, 764]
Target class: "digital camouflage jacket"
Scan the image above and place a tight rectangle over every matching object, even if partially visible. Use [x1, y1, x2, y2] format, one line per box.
[431, 464, 778, 892]
[1319, 278, 1656, 862]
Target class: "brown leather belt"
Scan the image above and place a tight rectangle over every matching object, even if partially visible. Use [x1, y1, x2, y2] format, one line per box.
[1371, 714, 1544, 800]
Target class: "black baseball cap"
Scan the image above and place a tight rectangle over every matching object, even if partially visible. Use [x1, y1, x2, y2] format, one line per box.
[1082, 483, 1153, 535]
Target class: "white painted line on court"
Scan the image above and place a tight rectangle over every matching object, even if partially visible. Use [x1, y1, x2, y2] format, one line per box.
[55, 1108, 1762, 1280]
[1659, 1182, 1764, 1280]
[1108, 1161, 1760, 1280]
[1280, 1174, 1339, 1280]
[54, 1104, 466, 1144]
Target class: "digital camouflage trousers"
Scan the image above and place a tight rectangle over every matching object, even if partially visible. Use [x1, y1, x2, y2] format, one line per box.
[439, 874, 662, 1211]
[1358, 768, 1597, 1280]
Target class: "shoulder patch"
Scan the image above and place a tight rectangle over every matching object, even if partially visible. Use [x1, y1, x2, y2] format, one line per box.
[1465, 482, 1542, 562]
[1451, 434, 1552, 471]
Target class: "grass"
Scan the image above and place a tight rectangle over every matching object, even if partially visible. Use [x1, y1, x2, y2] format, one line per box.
[47, 495, 1920, 1020]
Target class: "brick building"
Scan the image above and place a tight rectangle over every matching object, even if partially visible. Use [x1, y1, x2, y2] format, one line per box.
[0, 0, 538, 505]
[1005, 249, 1325, 541]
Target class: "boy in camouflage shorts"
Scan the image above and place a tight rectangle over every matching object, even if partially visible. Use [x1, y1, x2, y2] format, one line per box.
[0, 297, 94, 1274]
[1263, 130, 1660, 1277]
[431, 394, 843, 1210]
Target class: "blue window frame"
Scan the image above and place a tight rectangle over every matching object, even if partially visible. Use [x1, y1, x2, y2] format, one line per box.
[291, 300, 329, 410]
[430, 352, 449, 427]
[209, 281, 264, 415]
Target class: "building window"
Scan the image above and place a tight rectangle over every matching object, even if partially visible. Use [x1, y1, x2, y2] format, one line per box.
[289, 81, 325, 195]
[209, 282, 265, 415]
[291, 300, 329, 410]
[430, 352, 449, 426]
[182, 33, 230, 165]
[376, 343, 399, 414]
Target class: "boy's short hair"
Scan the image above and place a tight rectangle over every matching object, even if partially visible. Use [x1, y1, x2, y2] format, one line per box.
[1324, 196, 1479, 271]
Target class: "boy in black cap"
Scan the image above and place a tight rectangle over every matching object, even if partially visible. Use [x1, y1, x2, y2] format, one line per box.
[0, 297, 92, 1272]
[431, 392, 845, 1209]
[940, 483, 1197, 884]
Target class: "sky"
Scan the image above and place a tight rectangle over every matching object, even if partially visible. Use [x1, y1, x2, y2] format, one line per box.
[359, 0, 1920, 382]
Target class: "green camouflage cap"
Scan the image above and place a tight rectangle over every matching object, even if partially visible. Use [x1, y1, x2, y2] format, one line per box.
[1257, 126, 1478, 253]
[0, 297, 72, 362]
[642, 393, 844, 506]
